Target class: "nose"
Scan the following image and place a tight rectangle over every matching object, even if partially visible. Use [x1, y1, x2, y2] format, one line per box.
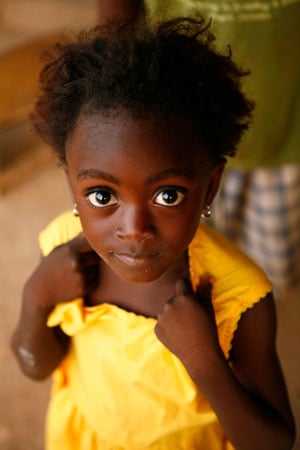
[115, 204, 155, 241]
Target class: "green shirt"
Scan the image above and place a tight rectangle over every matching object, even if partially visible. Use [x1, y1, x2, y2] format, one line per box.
[144, 0, 300, 167]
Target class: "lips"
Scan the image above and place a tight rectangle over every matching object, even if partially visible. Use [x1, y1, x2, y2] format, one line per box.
[110, 251, 162, 268]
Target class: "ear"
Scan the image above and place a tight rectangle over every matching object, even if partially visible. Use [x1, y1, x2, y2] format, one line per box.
[204, 158, 226, 206]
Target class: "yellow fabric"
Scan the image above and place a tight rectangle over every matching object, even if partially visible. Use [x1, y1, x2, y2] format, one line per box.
[39, 211, 272, 450]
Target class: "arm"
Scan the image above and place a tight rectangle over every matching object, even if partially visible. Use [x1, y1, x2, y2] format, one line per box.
[155, 279, 295, 450]
[11, 235, 99, 381]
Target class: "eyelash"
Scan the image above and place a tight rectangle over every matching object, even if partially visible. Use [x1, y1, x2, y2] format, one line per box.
[86, 187, 118, 208]
[85, 186, 188, 209]
[153, 186, 188, 207]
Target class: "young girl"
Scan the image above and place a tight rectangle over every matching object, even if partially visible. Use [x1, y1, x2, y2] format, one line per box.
[12, 16, 295, 450]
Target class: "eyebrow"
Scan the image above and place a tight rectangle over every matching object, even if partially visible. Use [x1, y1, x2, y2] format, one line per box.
[77, 169, 120, 184]
[77, 167, 195, 184]
[146, 168, 195, 183]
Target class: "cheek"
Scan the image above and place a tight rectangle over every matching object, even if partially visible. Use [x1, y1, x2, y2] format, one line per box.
[78, 215, 111, 252]
[159, 207, 202, 252]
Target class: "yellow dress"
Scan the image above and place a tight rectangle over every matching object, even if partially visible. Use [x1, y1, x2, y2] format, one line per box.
[39, 211, 272, 450]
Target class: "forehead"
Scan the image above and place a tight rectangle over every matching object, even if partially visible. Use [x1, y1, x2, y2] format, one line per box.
[65, 109, 211, 173]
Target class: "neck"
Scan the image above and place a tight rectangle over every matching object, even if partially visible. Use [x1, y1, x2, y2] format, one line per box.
[88, 251, 190, 318]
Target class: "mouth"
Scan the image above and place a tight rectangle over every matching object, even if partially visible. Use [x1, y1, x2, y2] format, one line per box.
[110, 251, 163, 268]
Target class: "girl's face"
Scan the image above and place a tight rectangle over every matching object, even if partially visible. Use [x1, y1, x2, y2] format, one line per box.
[65, 110, 224, 284]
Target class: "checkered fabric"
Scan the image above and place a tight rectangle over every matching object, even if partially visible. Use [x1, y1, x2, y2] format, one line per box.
[207, 164, 300, 296]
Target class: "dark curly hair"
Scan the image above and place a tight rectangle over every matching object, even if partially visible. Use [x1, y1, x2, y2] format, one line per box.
[32, 16, 254, 164]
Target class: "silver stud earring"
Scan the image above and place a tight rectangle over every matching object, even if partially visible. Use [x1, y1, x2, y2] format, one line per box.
[72, 203, 79, 217]
[201, 205, 212, 219]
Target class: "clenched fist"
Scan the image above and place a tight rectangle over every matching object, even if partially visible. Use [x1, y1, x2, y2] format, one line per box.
[155, 277, 222, 378]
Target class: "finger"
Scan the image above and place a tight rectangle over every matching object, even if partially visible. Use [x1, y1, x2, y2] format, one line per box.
[196, 276, 214, 312]
[81, 266, 100, 294]
[84, 273, 99, 293]
[165, 294, 177, 306]
[69, 233, 94, 254]
[175, 277, 194, 297]
[196, 274, 214, 296]
[69, 234, 100, 269]
[196, 281, 213, 299]
[82, 264, 99, 279]
[77, 251, 100, 268]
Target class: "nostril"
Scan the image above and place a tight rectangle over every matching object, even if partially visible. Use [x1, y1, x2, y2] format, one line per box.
[115, 226, 154, 241]
[115, 206, 155, 240]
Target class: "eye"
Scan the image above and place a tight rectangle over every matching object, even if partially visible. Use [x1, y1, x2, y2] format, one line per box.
[86, 188, 118, 208]
[154, 187, 187, 207]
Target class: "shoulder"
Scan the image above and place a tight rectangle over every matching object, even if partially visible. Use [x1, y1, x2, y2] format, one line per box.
[189, 223, 272, 293]
[39, 210, 82, 256]
[189, 224, 273, 357]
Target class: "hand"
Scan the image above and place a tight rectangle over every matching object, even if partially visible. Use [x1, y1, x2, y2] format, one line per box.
[26, 234, 100, 311]
[154, 276, 222, 375]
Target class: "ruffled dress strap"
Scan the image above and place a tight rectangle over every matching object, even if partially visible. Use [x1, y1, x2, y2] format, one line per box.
[189, 223, 273, 358]
[39, 210, 82, 257]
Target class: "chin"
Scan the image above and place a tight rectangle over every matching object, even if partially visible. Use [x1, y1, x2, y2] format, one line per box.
[115, 267, 168, 285]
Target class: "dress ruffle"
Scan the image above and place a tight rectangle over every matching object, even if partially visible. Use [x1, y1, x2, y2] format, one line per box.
[47, 300, 157, 335]
[188, 224, 273, 358]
